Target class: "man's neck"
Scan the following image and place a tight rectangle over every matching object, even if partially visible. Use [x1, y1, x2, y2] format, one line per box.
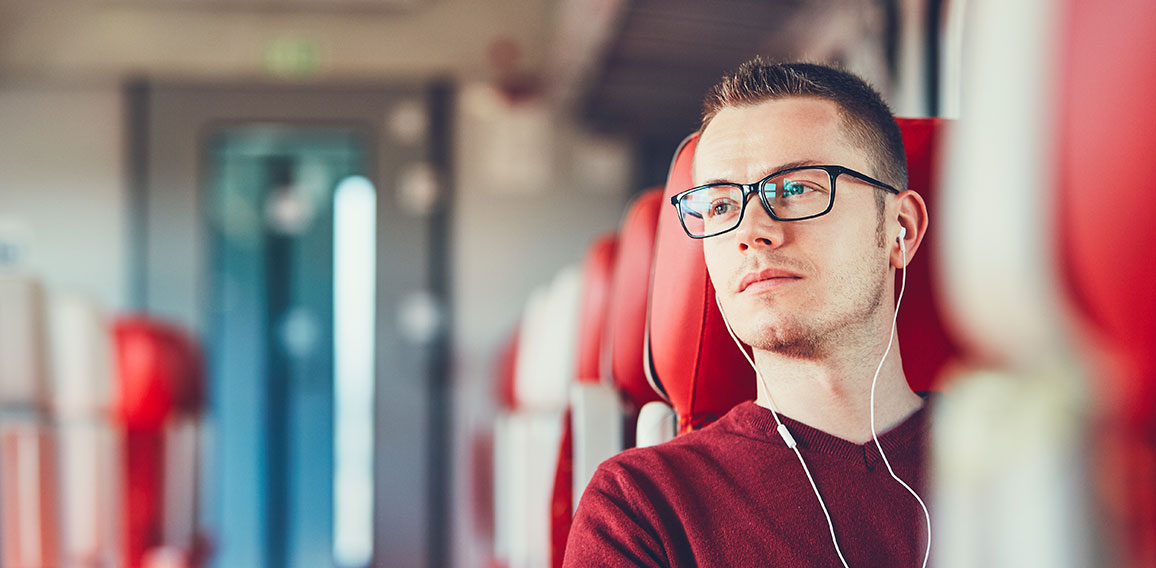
[751, 341, 924, 444]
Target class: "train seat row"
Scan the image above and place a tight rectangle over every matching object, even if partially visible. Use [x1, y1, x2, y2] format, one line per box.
[0, 273, 206, 568]
[486, 106, 1152, 566]
[490, 48, 1156, 558]
[491, 117, 964, 567]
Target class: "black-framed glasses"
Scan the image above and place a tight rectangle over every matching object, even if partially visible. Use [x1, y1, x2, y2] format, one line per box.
[670, 165, 900, 239]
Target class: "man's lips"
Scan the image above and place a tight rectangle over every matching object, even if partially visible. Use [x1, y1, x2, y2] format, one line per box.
[737, 268, 802, 293]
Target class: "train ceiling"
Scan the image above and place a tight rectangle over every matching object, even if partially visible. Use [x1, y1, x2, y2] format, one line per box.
[551, 0, 894, 143]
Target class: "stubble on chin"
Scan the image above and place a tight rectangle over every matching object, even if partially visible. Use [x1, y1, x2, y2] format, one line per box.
[733, 261, 889, 360]
[741, 313, 826, 360]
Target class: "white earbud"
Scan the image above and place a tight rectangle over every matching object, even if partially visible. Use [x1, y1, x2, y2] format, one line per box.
[872, 220, 931, 568]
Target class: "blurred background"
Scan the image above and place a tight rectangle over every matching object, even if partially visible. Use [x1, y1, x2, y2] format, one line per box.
[1, 0, 1154, 567]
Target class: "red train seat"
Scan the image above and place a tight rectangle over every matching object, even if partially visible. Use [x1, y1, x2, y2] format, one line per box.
[645, 132, 758, 435]
[0, 272, 61, 568]
[646, 117, 956, 437]
[1057, 1, 1156, 562]
[551, 190, 666, 565]
[51, 296, 121, 567]
[113, 316, 205, 568]
[549, 234, 618, 568]
[494, 267, 581, 568]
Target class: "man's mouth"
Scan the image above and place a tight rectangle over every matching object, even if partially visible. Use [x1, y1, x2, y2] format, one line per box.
[737, 268, 802, 293]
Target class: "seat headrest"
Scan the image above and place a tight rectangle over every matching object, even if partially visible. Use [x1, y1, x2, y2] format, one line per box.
[647, 136, 755, 432]
[114, 317, 204, 429]
[604, 189, 665, 410]
[576, 234, 618, 384]
[0, 273, 48, 408]
[513, 267, 582, 411]
[50, 295, 114, 417]
[893, 117, 958, 391]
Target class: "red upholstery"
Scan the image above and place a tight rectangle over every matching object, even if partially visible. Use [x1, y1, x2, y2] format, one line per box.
[575, 234, 619, 384]
[1057, 1, 1156, 564]
[115, 318, 204, 430]
[477, 330, 521, 557]
[893, 118, 958, 392]
[470, 429, 496, 563]
[0, 427, 60, 568]
[551, 190, 665, 565]
[1058, 0, 1156, 434]
[648, 135, 756, 433]
[647, 119, 957, 433]
[496, 328, 520, 412]
[606, 189, 666, 411]
[113, 317, 204, 568]
[489, 327, 516, 568]
[549, 408, 574, 568]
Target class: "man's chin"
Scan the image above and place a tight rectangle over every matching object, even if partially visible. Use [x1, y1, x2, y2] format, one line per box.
[764, 337, 824, 360]
[735, 319, 823, 360]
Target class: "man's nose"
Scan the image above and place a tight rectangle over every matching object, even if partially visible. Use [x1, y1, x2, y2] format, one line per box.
[733, 195, 785, 252]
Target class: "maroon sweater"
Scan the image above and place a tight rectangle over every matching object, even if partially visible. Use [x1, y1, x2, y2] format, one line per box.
[563, 400, 930, 567]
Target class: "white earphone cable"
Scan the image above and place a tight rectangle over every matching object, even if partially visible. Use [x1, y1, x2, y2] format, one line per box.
[869, 237, 932, 568]
[715, 229, 930, 568]
[717, 297, 851, 568]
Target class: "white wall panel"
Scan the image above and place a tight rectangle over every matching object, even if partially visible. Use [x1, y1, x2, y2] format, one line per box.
[0, 85, 127, 311]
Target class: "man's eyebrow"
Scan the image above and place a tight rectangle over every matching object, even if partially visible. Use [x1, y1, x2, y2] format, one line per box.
[701, 159, 823, 185]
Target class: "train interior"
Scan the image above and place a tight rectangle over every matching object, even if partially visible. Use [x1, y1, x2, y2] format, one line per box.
[1, 0, 1154, 566]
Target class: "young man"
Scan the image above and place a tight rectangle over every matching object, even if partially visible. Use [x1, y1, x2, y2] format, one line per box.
[564, 60, 931, 567]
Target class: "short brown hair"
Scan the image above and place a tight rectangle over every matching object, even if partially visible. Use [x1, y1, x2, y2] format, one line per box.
[700, 58, 908, 193]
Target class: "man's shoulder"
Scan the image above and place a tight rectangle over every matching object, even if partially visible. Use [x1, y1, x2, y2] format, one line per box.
[577, 426, 733, 535]
[568, 432, 732, 567]
[591, 418, 747, 489]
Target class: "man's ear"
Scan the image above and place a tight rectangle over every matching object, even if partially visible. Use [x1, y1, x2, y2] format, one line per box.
[891, 190, 929, 269]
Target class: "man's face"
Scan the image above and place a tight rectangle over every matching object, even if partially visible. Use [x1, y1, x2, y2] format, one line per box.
[696, 97, 893, 358]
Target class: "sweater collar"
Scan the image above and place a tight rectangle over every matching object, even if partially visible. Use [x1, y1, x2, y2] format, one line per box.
[723, 394, 933, 466]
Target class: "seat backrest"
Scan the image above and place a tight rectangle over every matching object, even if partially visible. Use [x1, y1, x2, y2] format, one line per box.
[605, 189, 666, 412]
[552, 191, 666, 566]
[1055, 2, 1156, 563]
[646, 118, 957, 434]
[51, 295, 122, 568]
[1056, 0, 1156, 433]
[113, 316, 205, 567]
[490, 327, 518, 565]
[501, 268, 581, 568]
[891, 117, 957, 392]
[551, 233, 619, 568]
[0, 272, 61, 568]
[647, 134, 756, 433]
[575, 234, 618, 385]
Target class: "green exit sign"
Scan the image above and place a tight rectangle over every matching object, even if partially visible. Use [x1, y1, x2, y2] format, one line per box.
[264, 37, 324, 78]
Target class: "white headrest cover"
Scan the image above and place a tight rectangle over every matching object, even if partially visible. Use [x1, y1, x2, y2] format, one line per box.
[0, 272, 49, 407]
[513, 266, 583, 411]
[50, 295, 115, 417]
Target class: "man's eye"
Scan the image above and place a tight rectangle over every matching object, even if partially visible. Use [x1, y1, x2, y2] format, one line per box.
[708, 199, 738, 217]
[782, 180, 822, 197]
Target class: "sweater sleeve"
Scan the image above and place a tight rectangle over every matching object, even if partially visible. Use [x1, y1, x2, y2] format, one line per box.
[562, 461, 669, 567]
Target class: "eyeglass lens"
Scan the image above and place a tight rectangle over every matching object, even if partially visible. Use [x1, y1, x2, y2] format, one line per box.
[678, 168, 833, 237]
